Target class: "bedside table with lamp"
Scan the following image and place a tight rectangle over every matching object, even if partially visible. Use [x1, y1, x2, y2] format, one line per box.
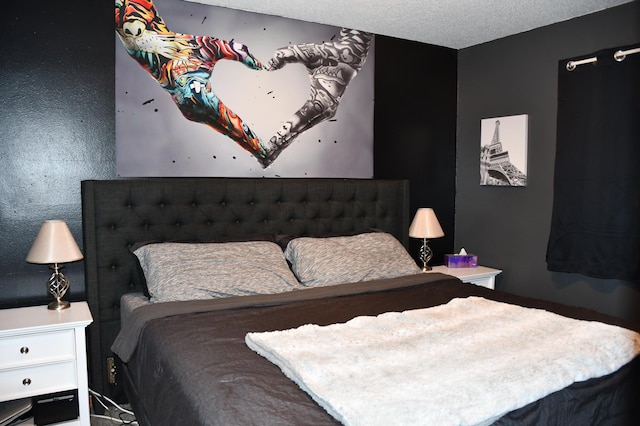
[408, 208, 501, 290]
[0, 220, 93, 426]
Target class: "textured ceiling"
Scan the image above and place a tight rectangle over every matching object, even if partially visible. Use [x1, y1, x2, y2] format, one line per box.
[187, 0, 634, 49]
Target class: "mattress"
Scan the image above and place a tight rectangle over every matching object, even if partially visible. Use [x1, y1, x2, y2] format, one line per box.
[120, 293, 151, 326]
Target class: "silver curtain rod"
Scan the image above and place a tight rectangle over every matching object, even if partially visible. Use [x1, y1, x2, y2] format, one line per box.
[566, 46, 640, 71]
[614, 47, 640, 61]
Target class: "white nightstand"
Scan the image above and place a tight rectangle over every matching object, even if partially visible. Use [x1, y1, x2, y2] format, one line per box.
[430, 265, 502, 289]
[0, 302, 93, 425]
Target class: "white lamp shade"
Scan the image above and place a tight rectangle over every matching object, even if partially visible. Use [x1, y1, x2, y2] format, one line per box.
[409, 208, 444, 239]
[26, 220, 84, 264]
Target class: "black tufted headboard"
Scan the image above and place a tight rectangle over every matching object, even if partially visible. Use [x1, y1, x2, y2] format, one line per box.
[81, 177, 410, 397]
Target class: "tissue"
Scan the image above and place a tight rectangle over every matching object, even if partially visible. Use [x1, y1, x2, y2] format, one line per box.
[444, 248, 478, 268]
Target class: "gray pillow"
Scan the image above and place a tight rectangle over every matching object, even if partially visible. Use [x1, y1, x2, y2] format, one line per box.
[284, 232, 421, 287]
[134, 241, 304, 303]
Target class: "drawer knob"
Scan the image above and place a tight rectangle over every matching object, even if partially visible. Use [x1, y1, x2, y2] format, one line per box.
[20, 346, 29, 354]
[22, 378, 32, 386]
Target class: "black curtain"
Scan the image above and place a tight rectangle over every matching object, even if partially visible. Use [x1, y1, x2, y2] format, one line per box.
[547, 44, 640, 283]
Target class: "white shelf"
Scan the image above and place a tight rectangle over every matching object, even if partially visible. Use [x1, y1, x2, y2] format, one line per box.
[430, 265, 502, 289]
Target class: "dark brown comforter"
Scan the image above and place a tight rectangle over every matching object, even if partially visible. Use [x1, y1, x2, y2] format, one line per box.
[113, 273, 640, 426]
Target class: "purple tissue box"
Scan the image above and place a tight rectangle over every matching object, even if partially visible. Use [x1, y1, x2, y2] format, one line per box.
[444, 254, 478, 268]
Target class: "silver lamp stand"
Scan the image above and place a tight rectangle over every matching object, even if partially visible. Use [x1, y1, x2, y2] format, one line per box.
[418, 237, 434, 272]
[47, 263, 71, 310]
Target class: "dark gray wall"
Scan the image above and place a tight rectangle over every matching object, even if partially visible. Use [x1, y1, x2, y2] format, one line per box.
[456, 2, 640, 323]
[0, 1, 115, 308]
[374, 37, 457, 265]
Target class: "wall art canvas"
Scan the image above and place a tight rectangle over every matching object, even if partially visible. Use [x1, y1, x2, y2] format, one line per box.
[480, 114, 528, 186]
[115, 0, 374, 177]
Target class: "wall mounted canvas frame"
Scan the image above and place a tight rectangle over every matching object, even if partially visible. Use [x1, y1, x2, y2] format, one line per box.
[480, 114, 528, 186]
[115, 0, 374, 178]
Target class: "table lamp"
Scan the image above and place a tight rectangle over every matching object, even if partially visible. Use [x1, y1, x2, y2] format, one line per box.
[409, 208, 444, 271]
[26, 220, 84, 310]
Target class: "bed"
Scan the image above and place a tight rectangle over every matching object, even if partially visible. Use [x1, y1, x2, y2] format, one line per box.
[81, 178, 640, 426]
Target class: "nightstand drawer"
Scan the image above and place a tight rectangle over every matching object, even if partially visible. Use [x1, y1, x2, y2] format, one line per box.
[0, 361, 77, 401]
[0, 302, 92, 421]
[0, 330, 75, 368]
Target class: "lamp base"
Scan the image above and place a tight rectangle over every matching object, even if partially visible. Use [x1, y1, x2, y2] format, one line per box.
[48, 299, 70, 311]
[418, 238, 434, 273]
[47, 264, 71, 311]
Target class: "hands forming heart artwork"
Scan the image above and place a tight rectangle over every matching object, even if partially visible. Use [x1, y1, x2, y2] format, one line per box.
[115, 0, 373, 168]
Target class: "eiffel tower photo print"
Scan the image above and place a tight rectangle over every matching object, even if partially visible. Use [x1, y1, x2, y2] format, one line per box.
[480, 114, 528, 186]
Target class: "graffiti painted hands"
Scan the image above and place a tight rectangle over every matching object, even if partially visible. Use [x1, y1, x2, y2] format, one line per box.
[116, 1, 372, 169]
[115, 0, 269, 164]
[166, 37, 267, 160]
[261, 29, 373, 167]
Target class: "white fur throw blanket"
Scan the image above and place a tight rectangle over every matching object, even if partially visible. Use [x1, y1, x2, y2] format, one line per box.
[246, 297, 640, 426]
